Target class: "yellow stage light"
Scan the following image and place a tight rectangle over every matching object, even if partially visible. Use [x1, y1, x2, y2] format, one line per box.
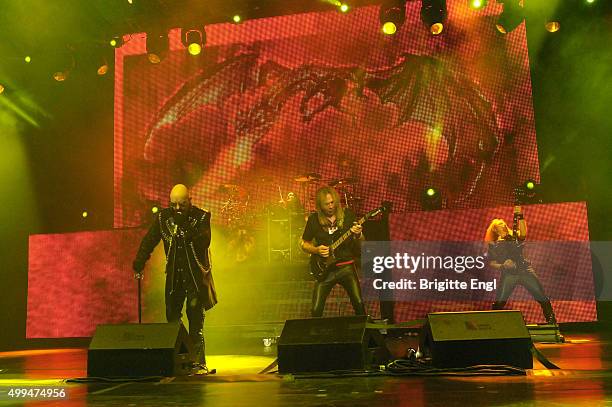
[382, 22, 397, 35]
[430, 22, 444, 35]
[545, 21, 560, 33]
[187, 43, 202, 56]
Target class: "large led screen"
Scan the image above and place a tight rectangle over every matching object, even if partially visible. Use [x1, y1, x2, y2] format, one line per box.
[114, 2, 539, 228]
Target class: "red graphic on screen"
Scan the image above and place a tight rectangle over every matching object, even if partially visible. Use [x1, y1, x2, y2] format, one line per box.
[114, 3, 539, 228]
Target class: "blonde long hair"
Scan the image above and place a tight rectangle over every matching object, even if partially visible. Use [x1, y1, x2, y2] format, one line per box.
[484, 218, 512, 242]
[315, 186, 345, 228]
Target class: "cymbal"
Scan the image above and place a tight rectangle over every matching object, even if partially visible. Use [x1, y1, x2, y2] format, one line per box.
[218, 184, 248, 198]
[294, 172, 322, 183]
[329, 177, 356, 186]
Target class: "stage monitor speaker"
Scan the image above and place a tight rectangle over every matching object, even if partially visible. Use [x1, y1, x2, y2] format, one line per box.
[277, 315, 387, 373]
[423, 310, 533, 369]
[87, 322, 195, 377]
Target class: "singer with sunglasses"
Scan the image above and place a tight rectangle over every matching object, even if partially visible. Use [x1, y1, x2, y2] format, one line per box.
[133, 184, 217, 373]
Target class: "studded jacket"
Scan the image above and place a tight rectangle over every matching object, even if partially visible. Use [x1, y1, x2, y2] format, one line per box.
[133, 206, 217, 311]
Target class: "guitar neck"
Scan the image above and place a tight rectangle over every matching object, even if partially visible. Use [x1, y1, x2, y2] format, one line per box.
[330, 217, 366, 250]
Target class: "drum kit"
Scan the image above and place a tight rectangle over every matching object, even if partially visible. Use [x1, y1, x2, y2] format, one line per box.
[218, 171, 363, 263]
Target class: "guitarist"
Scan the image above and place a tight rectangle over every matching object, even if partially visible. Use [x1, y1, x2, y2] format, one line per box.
[486, 206, 557, 325]
[300, 186, 367, 317]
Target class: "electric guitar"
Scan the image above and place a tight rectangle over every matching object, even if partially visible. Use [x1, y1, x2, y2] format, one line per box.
[309, 206, 386, 281]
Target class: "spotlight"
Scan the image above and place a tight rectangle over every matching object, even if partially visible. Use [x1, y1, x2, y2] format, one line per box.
[181, 28, 205, 56]
[109, 36, 124, 48]
[496, 0, 524, 34]
[53, 72, 67, 81]
[232, 14, 242, 23]
[469, 0, 487, 10]
[545, 21, 560, 32]
[380, 0, 406, 35]
[52, 51, 74, 82]
[514, 180, 541, 205]
[54, 70, 70, 81]
[340, 3, 350, 13]
[24, 56, 31, 63]
[586, 0, 595, 3]
[151, 206, 160, 214]
[146, 31, 168, 64]
[97, 58, 109, 76]
[382, 22, 398, 35]
[421, 186, 443, 210]
[82, 211, 89, 218]
[421, 0, 448, 35]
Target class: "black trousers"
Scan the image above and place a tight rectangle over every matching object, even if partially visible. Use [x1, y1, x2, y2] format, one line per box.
[165, 268, 206, 364]
[492, 266, 557, 324]
[311, 263, 366, 317]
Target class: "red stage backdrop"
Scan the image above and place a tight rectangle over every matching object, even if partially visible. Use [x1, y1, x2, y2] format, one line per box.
[113, 2, 540, 228]
[27, 202, 595, 338]
[27, 230, 140, 338]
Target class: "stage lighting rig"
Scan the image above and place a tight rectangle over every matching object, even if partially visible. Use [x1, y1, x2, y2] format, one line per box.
[109, 36, 124, 48]
[380, 0, 406, 35]
[514, 180, 541, 205]
[52, 50, 75, 82]
[421, 186, 443, 210]
[146, 31, 168, 64]
[97, 56, 109, 76]
[421, 0, 448, 35]
[544, 7, 561, 33]
[181, 28, 205, 56]
[495, 0, 524, 34]
[544, 19, 560, 33]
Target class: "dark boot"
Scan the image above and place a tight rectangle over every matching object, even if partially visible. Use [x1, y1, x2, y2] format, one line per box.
[540, 300, 557, 325]
[492, 301, 507, 310]
[192, 331, 206, 366]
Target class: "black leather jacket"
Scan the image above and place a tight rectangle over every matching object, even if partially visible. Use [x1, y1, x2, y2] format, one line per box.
[133, 206, 217, 310]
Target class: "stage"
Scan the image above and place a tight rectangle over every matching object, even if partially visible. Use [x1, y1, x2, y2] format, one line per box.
[1, 331, 611, 406]
[1, 1, 610, 406]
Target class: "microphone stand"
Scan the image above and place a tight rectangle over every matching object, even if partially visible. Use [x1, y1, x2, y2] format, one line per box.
[138, 277, 142, 324]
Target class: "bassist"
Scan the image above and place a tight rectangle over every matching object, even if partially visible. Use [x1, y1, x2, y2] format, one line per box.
[300, 186, 366, 317]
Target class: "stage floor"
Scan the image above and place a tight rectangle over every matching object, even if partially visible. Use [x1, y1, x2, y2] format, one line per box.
[1, 332, 612, 406]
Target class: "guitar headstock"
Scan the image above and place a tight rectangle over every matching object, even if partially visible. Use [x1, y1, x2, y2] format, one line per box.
[365, 205, 387, 220]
